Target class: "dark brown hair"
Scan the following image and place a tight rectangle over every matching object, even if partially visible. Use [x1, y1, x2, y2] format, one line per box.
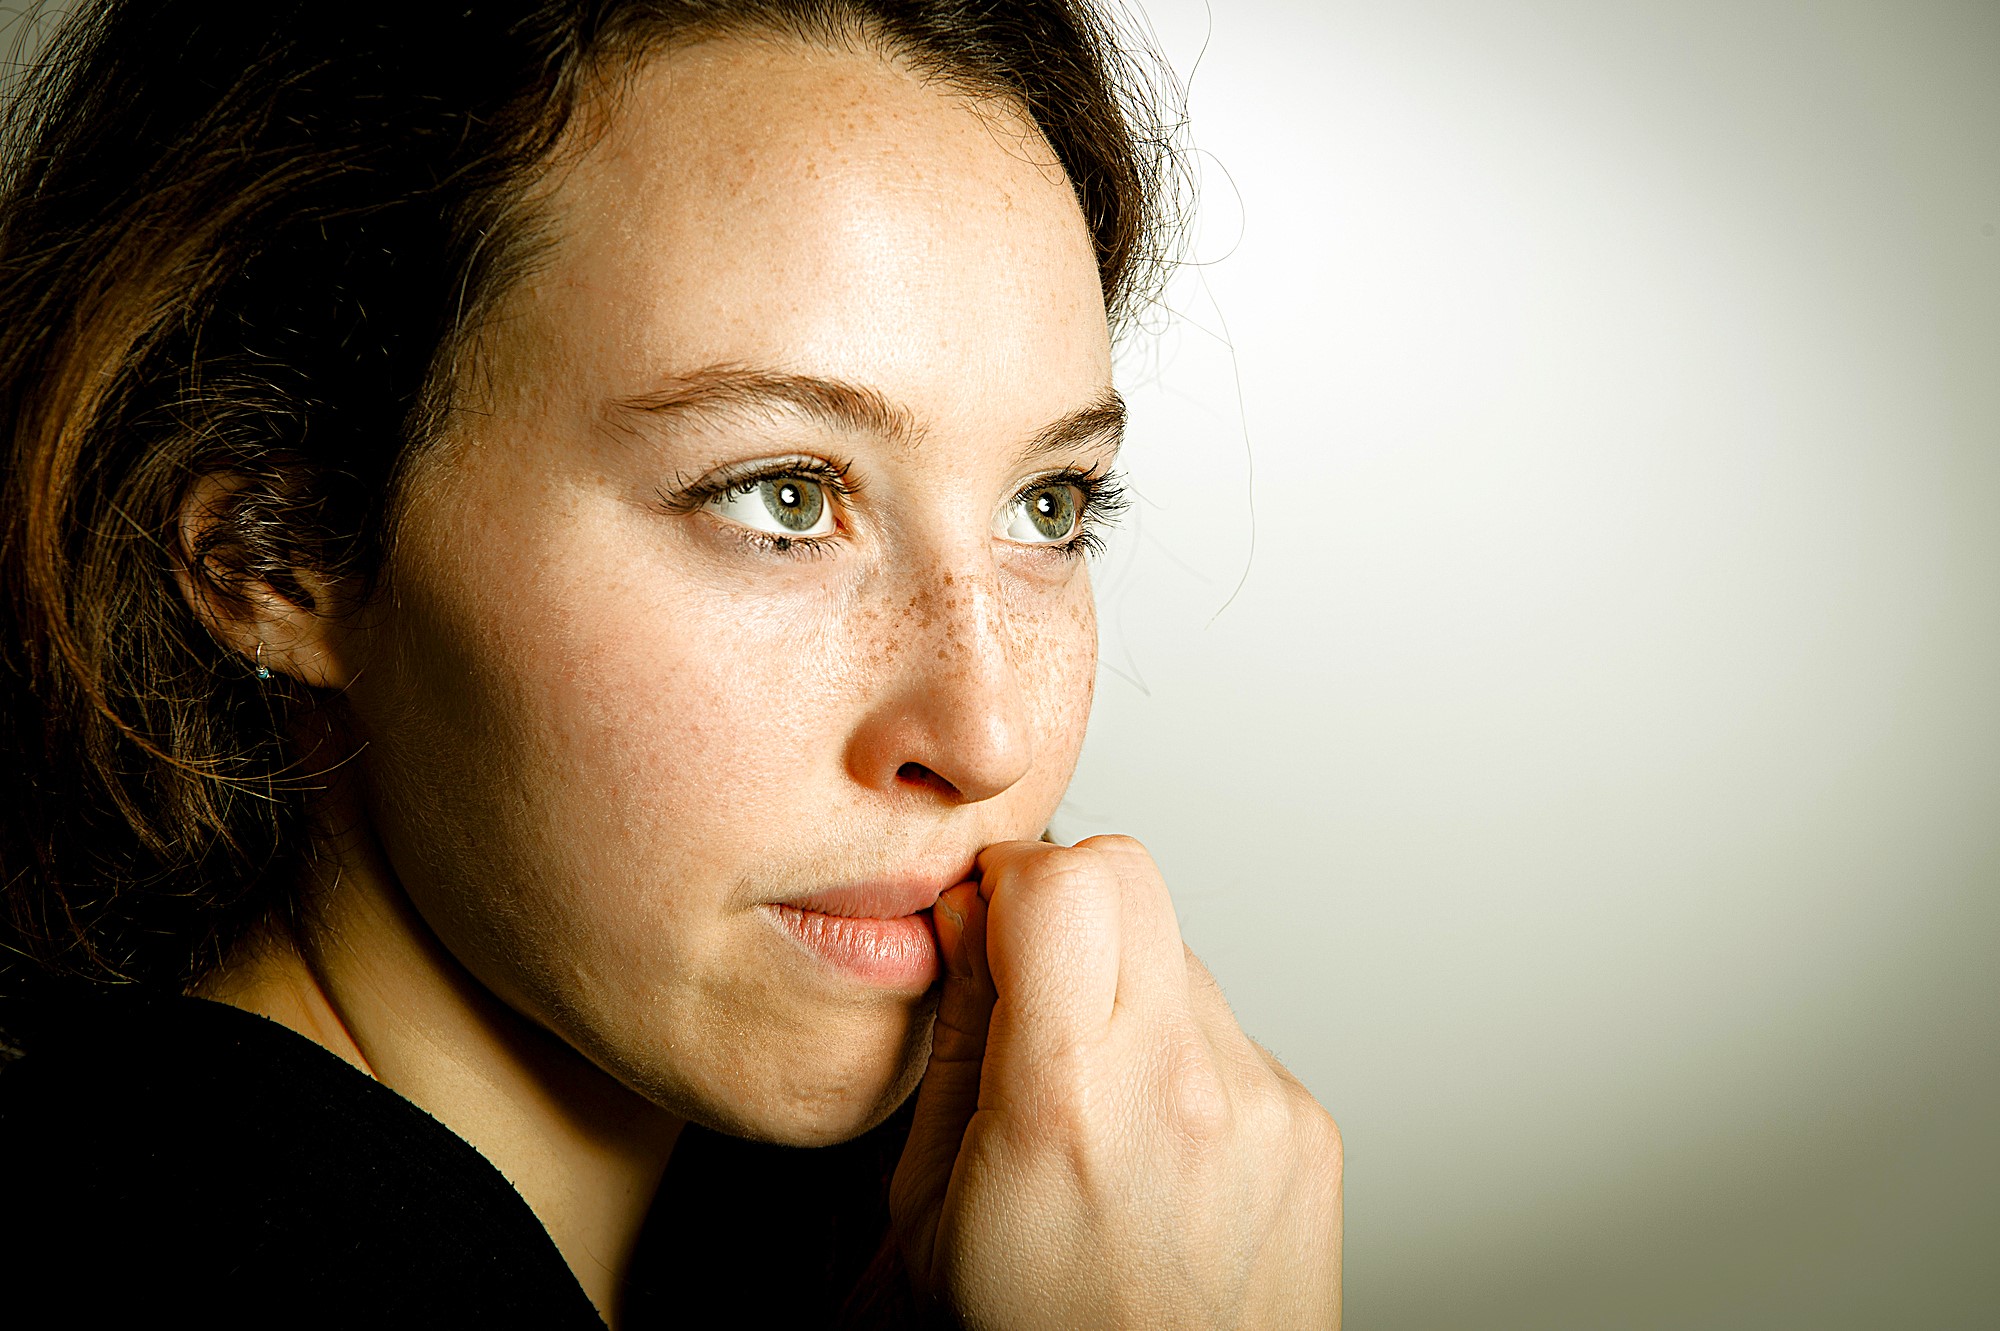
[0, 0, 1182, 993]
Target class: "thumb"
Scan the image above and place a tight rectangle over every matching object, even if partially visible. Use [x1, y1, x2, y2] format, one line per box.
[891, 880, 995, 1287]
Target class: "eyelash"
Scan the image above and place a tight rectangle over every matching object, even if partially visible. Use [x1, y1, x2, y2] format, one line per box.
[656, 457, 858, 557]
[1052, 469, 1128, 561]
[658, 460, 1128, 561]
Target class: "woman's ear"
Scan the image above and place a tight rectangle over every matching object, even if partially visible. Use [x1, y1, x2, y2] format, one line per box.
[174, 471, 357, 690]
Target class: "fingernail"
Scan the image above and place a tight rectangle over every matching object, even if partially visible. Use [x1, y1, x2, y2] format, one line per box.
[934, 895, 973, 978]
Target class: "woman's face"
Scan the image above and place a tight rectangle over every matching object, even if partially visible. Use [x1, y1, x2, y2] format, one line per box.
[338, 37, 1115, 1144]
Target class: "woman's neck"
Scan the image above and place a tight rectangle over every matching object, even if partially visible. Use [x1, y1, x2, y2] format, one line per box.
[197, 813, 683, 1328]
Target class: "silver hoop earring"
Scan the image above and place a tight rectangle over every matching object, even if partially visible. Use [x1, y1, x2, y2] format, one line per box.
[254, 643, 272, 681]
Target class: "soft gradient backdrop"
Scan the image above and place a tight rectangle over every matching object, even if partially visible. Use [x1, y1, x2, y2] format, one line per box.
[1060, 2, 2000, 1326]
[9, 2, 1996, 1326]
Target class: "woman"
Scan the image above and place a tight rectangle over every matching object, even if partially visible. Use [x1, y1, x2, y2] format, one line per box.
[0, 1, 1340, 1324]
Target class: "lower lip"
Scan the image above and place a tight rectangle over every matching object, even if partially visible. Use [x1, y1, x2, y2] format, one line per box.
[767, 904, 941, 991]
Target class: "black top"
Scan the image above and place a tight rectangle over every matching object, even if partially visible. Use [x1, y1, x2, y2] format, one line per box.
[0, 986, 929, 1328]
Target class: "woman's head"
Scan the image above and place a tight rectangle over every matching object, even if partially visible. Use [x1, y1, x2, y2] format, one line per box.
[0, 2, 1176, 1139]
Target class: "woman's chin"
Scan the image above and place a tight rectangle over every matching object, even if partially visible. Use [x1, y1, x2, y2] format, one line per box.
[678, 1001, 936, 1148]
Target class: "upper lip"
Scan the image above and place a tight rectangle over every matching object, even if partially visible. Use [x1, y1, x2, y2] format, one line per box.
[776, 870, 972, 920]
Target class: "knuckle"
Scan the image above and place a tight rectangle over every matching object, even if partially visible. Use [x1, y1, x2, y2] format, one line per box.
[1172, 1072, 1234, 1148]
[1235, 1065, 1295, 1144]
[1080, 836, 1163, 887]
[1307, 1101, 1344, 1166]
[1162, 1026, 1235, 1148]
[1010, 1045, 1122, 1164]
[1233, 1039, 1332, 1151]
[1075, 832, 1149, 858]
[1271, 1067, 1342, 1172]
[1003, 846, 1118, 912]
[1040, 846, 1116, 888]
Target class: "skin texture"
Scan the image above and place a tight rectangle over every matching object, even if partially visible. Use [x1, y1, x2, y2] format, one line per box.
[185, 33, 1341, 1329]
[900, 842, 1343, 1328]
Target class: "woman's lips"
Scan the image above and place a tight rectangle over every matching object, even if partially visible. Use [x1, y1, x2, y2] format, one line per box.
[764, 877, 964, 991]
[769, 902, 941, 991]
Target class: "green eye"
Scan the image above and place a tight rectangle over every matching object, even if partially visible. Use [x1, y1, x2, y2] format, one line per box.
[996, 482, 1084, 545]
[707, 474, 834, 538]
[762, 477, 824, 532]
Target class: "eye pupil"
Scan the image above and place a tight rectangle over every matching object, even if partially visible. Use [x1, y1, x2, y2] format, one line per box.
[1026, 485, 1077, 540]
[762, 477, 824, 533]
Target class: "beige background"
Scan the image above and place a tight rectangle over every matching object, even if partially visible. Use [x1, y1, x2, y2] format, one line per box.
[1070, 2, 1999, 1326]
[9, 2, 1996, 1326]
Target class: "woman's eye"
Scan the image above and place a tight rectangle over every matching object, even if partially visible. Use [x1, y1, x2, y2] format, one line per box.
[706, 476, 834, 537]
[996, 482, 1085, 545]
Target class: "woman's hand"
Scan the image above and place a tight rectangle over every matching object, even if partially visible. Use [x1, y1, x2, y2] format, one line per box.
[892, 836, 1342, 1329]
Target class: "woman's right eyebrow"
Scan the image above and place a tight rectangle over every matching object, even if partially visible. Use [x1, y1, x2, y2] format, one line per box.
[608, 365, 1124, 466]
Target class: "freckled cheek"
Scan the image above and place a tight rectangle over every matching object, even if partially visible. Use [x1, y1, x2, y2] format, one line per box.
[1012, 577, 1099, 777]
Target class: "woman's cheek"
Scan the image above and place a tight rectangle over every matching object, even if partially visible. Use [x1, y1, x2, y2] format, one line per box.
[556, 591, 841, 831]
[1012, 566, 1099, 777]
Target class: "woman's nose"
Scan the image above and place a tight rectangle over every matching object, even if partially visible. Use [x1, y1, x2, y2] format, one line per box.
[842, 562, 1034, 806]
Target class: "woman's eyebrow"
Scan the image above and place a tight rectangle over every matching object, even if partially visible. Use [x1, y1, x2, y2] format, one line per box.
[1020, 389, 1125, 467]
[613, 365, 918, 445]
[609, 365, 1124, 462]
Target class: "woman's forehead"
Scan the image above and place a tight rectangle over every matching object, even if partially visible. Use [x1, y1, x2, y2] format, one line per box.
[500, 35, 1113, 437]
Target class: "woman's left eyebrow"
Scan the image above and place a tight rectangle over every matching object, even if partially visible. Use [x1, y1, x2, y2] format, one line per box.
[1018, 389, 1125, 468]
[609, 365, 1123, 462]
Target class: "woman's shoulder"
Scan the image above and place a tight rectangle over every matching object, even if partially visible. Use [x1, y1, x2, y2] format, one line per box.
[0, 983, 603, 1326]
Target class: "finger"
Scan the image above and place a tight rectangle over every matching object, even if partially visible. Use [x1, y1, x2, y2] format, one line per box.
[974, 836, 1192, 1070]
[1071, 834, 1192, 1015]
[890, 880, 994, 1285]
[973, 839, 1123, 1057]
[931, 879, 996, 1053]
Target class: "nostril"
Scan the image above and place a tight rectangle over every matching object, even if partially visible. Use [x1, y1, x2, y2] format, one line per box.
[896, 761, 961, 799]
